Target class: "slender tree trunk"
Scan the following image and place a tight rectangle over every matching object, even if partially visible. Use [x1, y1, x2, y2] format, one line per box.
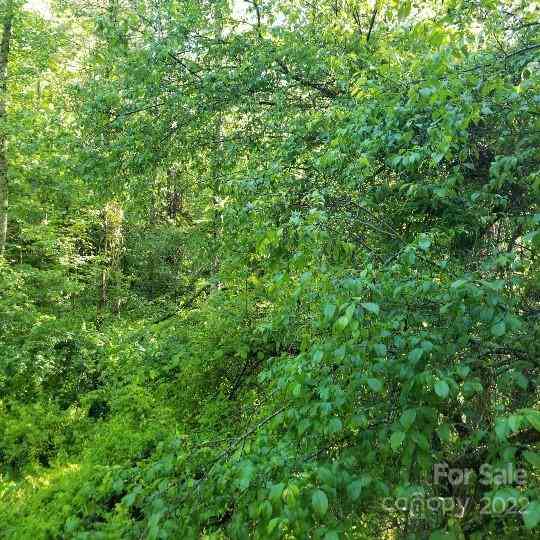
[0, 0, 13, 257]
[211, 1, 225, 274]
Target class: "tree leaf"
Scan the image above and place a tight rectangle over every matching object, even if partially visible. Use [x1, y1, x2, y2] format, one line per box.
[434, 380, 449, 398]
[508, 414, 522, 433]
[390, 431, 405, 451]
[323, 303, 336, 320]
[269, 483, 285, 503]
[328, 417, 342, 434]
[523, 451, 540, 468]
[523, 501, 540, 529]
[526, 410, 540, 431]
[336, 315, 350, 331]
[495, 418, 508, 441]
[347, 480, 362, 501]
[400, 409, 417, 430]
[267, 517, 281, 534]
[361, 302, 380, 315]
[491, 321, 506, 337]
[418, 236, 431, 251]
[312, 489, 329, 517]
[408, 348, 423, 363]
[437, 423, 451, 443]
[367, 378, 383, 392]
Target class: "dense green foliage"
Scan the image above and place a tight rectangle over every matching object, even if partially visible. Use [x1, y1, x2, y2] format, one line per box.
[1, 0, 540, 538]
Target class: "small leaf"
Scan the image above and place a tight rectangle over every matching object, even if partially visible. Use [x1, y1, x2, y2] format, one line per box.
[508, 414, 522, 433]
[523, 451, 540, 468]
[361, 302, 380, 315]
[437, 423, 451, 443]
[283, 484, 300, 505]
[267, 517, 281, 534]
[269, 483, 285, 503]
[456, 365, 470, 378]
[334, 346, 346, 361]
[418, 237, 431, 251]
[408, 348, 423, 363]
[495, 418, 508, 441]
[514, 372, 529, 390]
[400, 409, 417, 430]
[367, 378, 383, 392]
[347, 480, 362, 501]
[412, 432, 430, 450]
[259, 500, 272, 518]
[390, 431, 405, 451]
[523, 501, 540, 529]
[298, 418, 310, 435]
[323, 303, 336, 320]
[312, 489, 329, 517]
[398, 0, 411, 19]
[526, 410, 540, 431]
[336, 315, 350, 331]
[328, 417, 342, 434]
[434, 380, 449, 399]
[491, 321, 506, 337]
[432, 152, 444, 164]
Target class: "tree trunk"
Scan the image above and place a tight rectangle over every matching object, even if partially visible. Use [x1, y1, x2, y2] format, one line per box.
[0, 0, 13, 257]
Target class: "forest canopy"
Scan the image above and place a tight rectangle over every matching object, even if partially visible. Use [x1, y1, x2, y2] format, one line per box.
[0, 0, 539, 538]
